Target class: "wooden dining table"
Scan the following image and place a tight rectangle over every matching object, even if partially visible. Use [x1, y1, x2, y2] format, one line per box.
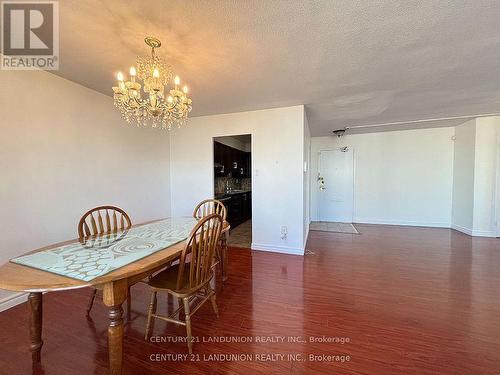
[0, 217, 229, 374]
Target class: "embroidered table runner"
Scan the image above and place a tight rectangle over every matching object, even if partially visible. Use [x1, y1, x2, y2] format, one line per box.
[11, 217, 197, 282]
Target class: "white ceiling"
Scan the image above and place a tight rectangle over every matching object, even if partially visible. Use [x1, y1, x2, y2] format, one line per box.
[55, 0, 500, 136]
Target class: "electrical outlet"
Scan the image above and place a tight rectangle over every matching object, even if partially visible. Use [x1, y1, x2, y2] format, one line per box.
[281, 226, 288, 240]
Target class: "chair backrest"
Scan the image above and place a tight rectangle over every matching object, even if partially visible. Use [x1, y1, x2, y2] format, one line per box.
[193, 199, 227, 222]
[176, 213, 223, 291]
[78, 206, 132, 238]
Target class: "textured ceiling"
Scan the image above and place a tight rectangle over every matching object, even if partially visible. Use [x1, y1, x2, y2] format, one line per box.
[55, 0, 500, 136]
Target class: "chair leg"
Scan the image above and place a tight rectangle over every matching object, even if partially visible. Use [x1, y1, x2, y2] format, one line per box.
[177, 298, 183, 319]
[210, 274, 217, 290]
[217, 240, 224, 277]
[144, 291, 157, 340]
[183, 298, 193, 354]
[221, 234, 228, 282]
[86, 289, 97, 316]
[209, 289, 219, 318]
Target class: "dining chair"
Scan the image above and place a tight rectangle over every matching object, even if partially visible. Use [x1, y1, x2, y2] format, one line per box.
[193, 199, 229, 279]
[193, 199, 227, 221]
[144, 213, 223, 354]
[78, 206, 132, 316]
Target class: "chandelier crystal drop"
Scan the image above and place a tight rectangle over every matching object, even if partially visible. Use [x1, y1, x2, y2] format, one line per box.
[112, 37, 192, 130]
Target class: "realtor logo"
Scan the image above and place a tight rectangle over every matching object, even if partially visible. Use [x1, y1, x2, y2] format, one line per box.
[1, 0, 59, 70]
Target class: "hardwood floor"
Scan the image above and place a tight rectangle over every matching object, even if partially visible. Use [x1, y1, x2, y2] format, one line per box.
[1, 224, 500, 374]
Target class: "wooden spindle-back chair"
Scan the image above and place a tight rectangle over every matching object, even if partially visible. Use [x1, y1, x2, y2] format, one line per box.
[193, 199, 228, 278]
[78, 206, 131, 239]
[78, 206, 132, 316]
[144, 213, 223, 354]
[193, 199, 227, 221]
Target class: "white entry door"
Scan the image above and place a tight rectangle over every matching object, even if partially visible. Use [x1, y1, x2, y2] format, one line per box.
[318, 149, 354, 222]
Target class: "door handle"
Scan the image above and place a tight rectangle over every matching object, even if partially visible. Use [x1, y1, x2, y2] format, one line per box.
[318, 174, 326, 191]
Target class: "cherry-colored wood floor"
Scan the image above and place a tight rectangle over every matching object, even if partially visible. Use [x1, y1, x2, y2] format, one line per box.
[1, 224, 500, 374]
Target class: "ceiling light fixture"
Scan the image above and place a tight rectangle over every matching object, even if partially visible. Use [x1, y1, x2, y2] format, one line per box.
[112, 37, 192, 130]
[332, 128, 347, 137]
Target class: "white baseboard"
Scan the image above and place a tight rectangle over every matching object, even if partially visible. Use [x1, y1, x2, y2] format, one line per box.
[251, 243, 304, 255]
[304, 226, 310, 249]
[451, 224, 473, 235]
[451, 224, 497, 237]
[354, 218, 451, 228]
[471, 229, 496, 237]
[0, 292, 27, 312]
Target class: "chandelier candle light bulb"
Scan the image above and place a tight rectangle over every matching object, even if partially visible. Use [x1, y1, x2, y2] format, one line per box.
[111, 36, 192, 130]
[129, 67, 137, 83]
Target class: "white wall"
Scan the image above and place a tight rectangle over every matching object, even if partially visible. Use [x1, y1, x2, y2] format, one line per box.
[0, 71, 171, 307]
[451, 120, 476, 232]
[450, 117, 500, 237]
[472, 117, 499, 236]
[170, 106, 307, 254]
[303, 112, 311, 246]
[311, 127, 455, 227]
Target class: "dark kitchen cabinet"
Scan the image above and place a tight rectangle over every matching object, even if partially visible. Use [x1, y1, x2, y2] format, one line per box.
[214, 141, 250, 178]
[230, 194, 243, 226]
[236, 150, 245, 177]
[244, 152, 251, 178]
[225, 202, 234, 227]
[214, 142, 225, 176]
[223, 145, 232, 176]
[214, 141, 236, 177]
[214, 141, 221, 163]
[241, 193, 249, 219]
[247, 192, 252, 216]
[231, 149, 249, 178]
[230, 146, 239, 173]
[222, 192, 252, 229]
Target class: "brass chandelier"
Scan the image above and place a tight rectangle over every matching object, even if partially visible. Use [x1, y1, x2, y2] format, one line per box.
[112, 37, 192, 130]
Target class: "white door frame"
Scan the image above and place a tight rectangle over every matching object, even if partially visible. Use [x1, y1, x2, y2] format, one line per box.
[317, 147, 356, 222]
[495, 134, 500, 237]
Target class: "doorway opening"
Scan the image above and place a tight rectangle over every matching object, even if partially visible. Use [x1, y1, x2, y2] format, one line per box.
[311, 148, 357, 234]
[213, 134, 252, 248]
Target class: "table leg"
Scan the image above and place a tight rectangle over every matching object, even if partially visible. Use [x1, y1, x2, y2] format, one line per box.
[103, 280, 128, 375]
[221, 232, 229, 282]
[28, 292, 43, 363]
[108, 305, 123, 374]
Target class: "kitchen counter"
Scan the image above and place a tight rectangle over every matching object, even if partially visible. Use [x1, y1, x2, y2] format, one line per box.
[215, 190, 251, 200]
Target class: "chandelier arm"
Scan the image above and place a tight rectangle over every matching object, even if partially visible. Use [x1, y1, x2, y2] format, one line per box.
[130, 96, 148, 109]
